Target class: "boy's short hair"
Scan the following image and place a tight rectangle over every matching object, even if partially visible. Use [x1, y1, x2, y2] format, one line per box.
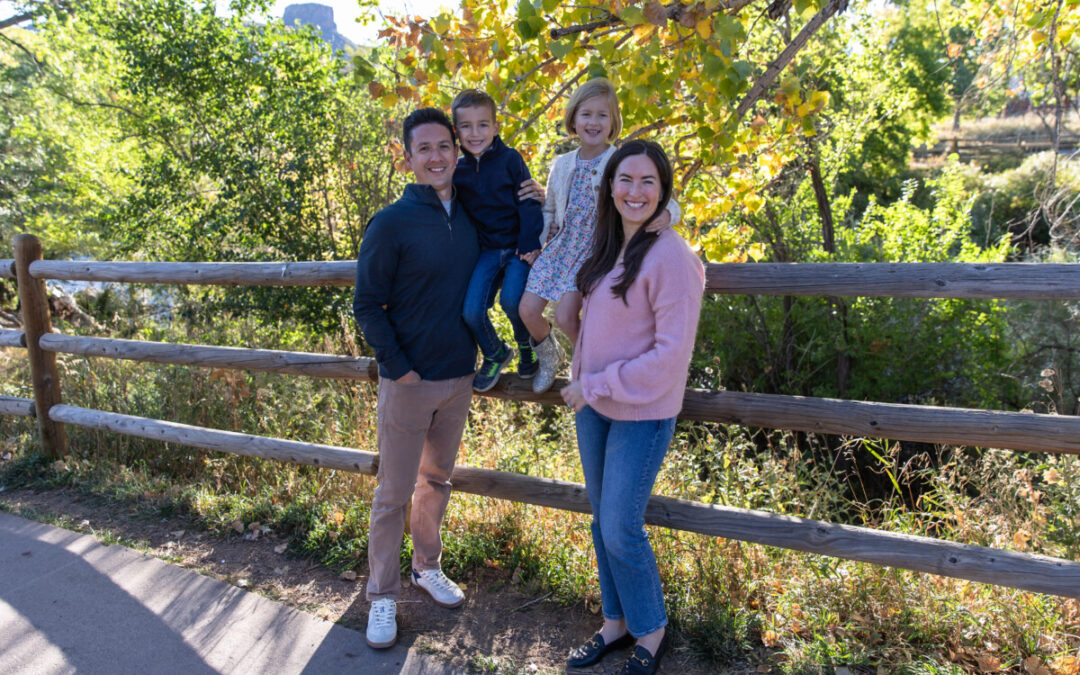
[402, 107, 457, 153]
[451, 89, 497, 125]
[563, 77, 622, 141]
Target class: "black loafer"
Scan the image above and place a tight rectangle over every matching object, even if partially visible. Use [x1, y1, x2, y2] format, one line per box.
[619, 635, 668, 675]
[566, 631, 634, 668]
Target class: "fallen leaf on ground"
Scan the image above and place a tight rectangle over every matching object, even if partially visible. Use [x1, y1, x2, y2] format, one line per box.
[1051, 655, 1080, 675]
[762, 629, 779, 647]
[1024, 655, 1051, 675]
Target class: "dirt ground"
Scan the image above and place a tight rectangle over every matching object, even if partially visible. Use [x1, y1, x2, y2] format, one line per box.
[0, 486, 739, 674]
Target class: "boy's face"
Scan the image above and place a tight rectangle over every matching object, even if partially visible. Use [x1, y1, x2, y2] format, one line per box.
[454, 105, 499, 157]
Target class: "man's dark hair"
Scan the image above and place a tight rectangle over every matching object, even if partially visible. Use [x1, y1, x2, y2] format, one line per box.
[450, 89, 497, 125]
[402, 107, 456, 154]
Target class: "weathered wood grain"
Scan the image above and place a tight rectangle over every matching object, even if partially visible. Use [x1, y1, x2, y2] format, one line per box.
[39, 334, 379, 380]
[48, 404, 1080, 598]
[0, 259, 13, 279]
[26, 260, 1080, 299]
[0, 329, 25, 348]
[680, 389, 1080, 454]
[40, 334, 1080, 454]
[707, 262, 1080, 299]
[0, 395, 34, 418]
[49, 405, 376, 473]
[28, 260, 356, 287]
[15, 235, 66, 457]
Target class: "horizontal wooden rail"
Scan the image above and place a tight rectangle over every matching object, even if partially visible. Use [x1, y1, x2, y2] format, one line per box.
[0, 259, 13, 279]
[0, 329, 25, 348]
[0, 395, 35, 417]
[39, 334, 379, 380]
[47, 404, 1080, 598]
[679, 390, 1080, 454]
[26, 260, 1080, 299]
[29, 260, 356, 287]
[705, 263, 1080, 299]
[39, 333, 1080, 454]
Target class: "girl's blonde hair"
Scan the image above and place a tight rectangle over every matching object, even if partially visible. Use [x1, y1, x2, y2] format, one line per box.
[563, 77, 622, 141]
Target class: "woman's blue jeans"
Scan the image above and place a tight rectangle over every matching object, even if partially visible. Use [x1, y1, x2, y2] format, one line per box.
[462, 248, 531, 358]
[575, 405, 676, 637]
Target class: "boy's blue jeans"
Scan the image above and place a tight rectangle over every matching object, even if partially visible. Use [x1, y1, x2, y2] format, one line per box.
[462, 248, 531, 358]
[575, 405, 676, 638]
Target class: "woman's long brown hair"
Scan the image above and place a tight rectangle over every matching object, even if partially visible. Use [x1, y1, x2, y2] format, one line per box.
[575, 140, 673, 302]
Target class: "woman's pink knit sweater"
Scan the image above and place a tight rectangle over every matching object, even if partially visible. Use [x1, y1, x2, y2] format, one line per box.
[571, 228, 705, 421]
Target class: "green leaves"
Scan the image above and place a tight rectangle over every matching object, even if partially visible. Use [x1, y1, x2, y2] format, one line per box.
[549, 39, 573, 59]
[352, 55, 377, 83]
[619, 6, 647, 26]
[515, 0, 544, 39]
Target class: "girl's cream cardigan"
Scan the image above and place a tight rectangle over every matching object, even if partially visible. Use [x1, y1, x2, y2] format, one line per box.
[539, 145, 681, 244]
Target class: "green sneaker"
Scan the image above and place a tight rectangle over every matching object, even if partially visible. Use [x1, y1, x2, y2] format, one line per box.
[473, 346, 513, 392]
[517, 343, 539, 379]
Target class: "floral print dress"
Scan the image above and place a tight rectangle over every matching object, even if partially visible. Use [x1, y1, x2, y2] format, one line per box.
[525, 154, 604, 302]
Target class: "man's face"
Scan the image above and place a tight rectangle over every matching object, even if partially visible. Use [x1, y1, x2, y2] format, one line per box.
[454, 105, 498, 157]
[404, 122, 457, 197]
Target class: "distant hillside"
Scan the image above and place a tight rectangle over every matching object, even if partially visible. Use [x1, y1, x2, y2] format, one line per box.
[283, 3, 354, 52]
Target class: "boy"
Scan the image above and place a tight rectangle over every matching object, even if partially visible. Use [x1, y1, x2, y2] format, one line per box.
[452, 89, 545, 392]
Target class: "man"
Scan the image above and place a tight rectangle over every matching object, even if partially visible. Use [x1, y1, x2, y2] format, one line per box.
[353, 108, 479, 649]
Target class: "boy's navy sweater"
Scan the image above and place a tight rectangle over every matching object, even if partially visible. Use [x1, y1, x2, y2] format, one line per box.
[353, 183, 479, 381]
[453, 135, 544, 254]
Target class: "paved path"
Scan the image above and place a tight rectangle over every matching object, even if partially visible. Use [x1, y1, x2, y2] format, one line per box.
[0, 511, 456, 674]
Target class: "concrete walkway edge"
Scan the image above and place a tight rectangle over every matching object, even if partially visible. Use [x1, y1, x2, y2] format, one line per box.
[0, 510, 457, 674]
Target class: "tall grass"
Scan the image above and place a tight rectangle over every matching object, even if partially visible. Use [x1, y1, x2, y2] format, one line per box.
[1, 314, 1078, 671]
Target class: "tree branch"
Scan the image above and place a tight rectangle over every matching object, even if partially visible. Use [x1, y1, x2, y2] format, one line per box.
[0, 31, 43, 71]
[733, 0, 848, 123]
[549, 0, 756, 41]
[508, 66, 588, 143]
[622, 117, 668, 142]
[0, 0, 71, 30]
[550, 15, 618, 40]
[0, 10, 39, 30]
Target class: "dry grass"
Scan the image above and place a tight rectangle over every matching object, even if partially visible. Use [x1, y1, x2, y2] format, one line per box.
[935, 112, 1080, 144]
[2, 320, 1079, 672]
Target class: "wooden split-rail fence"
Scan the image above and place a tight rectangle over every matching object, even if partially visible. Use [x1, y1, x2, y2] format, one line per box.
[1, 233, 1079, 599]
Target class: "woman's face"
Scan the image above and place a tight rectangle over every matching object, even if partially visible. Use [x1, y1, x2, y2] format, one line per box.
[610, 154, 662, 229]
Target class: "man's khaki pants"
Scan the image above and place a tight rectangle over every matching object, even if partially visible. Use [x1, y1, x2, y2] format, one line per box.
[366, 374, 473, 601]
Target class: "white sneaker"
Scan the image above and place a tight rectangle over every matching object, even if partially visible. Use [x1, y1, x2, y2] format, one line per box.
[412, 568, 465, 608]
[365, 598, 397, 648]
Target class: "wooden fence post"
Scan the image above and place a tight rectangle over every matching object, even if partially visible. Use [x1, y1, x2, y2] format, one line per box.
[14, 234, 68, 458]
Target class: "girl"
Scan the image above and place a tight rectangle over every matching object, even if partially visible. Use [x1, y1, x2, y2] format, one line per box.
[560, 141, 704, 675]
[518, 78, 680, 394]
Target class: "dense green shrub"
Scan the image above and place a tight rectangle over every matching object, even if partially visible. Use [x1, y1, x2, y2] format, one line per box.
[698, 163, 1016, 410]
[971, 152, 1080, 251]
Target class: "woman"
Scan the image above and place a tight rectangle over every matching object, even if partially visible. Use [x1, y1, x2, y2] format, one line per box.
[560, 140, 704, 674]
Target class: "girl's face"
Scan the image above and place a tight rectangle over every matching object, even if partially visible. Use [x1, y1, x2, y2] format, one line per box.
[573, 96, 614, 149]
[610, 154, 662, 229]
